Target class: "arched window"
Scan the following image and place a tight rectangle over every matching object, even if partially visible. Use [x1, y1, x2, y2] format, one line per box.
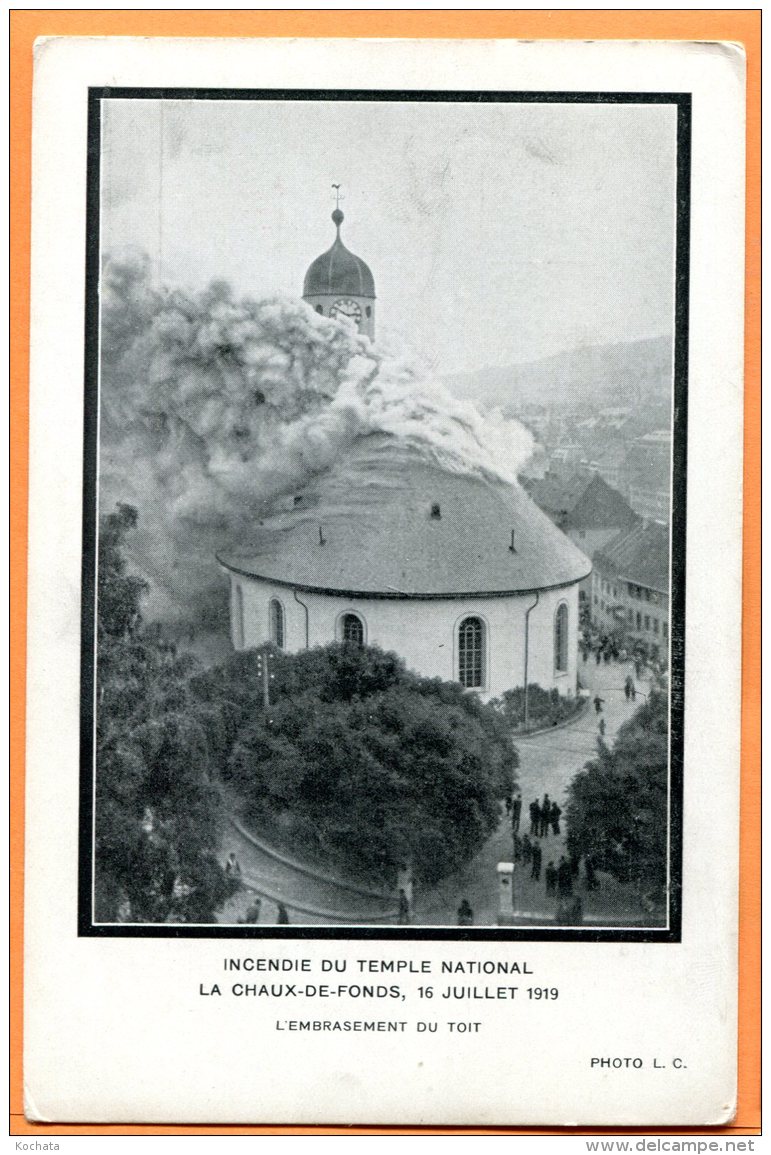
[554, 602, 568, 673]
[458, 616, 485, 689]
[341, 612, 364, 646]
[269, 598, 285, 649]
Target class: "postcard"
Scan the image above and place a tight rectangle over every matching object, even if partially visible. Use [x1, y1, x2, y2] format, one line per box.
[23, 34, 745, 1125]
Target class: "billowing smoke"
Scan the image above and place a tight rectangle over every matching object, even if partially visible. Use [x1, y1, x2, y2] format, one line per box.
[99, 250, 534, 627]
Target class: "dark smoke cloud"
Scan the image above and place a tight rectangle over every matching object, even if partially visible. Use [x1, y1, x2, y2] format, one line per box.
[99, 250, 533, 626]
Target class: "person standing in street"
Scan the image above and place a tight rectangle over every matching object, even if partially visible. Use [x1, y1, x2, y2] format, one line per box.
[540, 794, 551, 837]
[557, 856, 573, 897]
[521, 833, 533, 865]
[531, 841, 542, 881]
[276, 902, 290, 924]
[545, 861, 557, 894]
[593, 695, 605, 715]
[238, 896, 261, 924]
[457, 899, 474, 926]
[550, 801, 562, 836]
[529, 799, 540, 836]
[511, 790, 522, 833]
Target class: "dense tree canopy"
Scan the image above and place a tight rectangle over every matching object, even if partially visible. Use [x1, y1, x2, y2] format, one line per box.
[196, 644, 518, 886]
[565, 690, 668, 895]
[96, 507, 518, 912]
[95, 505, 235, 923]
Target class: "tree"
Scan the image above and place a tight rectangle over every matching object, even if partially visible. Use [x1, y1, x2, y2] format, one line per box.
[565, 690, 668, 896]
[94, 505, 236, 923]
[217, 643, 518, 886]
[493, 683, 580, 731]
[98, 503, 149, 638]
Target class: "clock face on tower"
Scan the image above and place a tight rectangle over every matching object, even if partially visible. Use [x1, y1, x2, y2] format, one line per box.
[330, 298, 363, 327]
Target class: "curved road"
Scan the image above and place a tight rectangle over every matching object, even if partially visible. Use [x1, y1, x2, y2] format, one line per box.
[217, 816, 397, 927]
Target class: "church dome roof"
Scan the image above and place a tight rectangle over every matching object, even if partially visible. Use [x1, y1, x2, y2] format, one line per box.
[303, 210, 375, 299]
[217, 438, 591, 599]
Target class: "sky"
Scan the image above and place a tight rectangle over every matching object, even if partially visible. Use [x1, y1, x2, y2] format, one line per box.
[101, 97, 678, 377]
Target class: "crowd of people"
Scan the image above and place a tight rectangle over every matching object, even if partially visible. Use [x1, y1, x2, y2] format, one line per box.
[506, 790, 600, 909]
[580, 623, 665, 686]
[475, 630, 665, 925]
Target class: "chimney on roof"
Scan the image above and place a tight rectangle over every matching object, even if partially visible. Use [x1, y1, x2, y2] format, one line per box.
[430, 502, 441, 520]
[509, 529, 517, 553]
[318, 524, 326, 545]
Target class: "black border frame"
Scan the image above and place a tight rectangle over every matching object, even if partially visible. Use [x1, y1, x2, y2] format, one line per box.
[79, 87, 689, 942]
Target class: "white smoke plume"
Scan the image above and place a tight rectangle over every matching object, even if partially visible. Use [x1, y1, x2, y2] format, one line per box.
[99, 250, 534, 625]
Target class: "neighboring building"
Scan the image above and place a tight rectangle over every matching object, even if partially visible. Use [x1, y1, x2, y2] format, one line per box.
[548, 443, 584, 475]
[524, 471, 639, 604]
[588, 440, 629, 494]
[524, 471, 639, 561]
[626, 430, 672, 523]
[218, 207, 592, 701]
[597, 406, 633, 427]
[590, 521, 670, 657]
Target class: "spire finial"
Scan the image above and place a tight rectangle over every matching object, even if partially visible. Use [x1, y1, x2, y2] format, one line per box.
[331, 183, 344, 230]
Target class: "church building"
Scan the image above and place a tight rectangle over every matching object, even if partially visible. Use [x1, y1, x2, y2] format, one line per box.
[218, 208, 591, 701]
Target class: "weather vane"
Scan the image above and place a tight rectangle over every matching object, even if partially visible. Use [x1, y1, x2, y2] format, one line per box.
[332, 183, 344, 209]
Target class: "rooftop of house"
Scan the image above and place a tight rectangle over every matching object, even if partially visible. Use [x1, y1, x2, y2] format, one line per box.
[524, 470, 639, 531]
[593, 520, 670, 594]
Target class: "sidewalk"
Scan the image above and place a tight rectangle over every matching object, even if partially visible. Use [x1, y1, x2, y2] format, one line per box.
[413, 659, 661, 927]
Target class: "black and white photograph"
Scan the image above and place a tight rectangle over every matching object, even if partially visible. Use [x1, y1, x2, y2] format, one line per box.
[23, 33, 747, 1127]
[84, 91, 686, 938]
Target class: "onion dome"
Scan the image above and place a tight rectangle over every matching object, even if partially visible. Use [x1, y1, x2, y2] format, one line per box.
[303, 210, 375, 299]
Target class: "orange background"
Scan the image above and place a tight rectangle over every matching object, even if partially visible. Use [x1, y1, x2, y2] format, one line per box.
[10, 9, 760, 1138]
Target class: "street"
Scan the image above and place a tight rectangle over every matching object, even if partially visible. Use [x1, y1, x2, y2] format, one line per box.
[414, 656, 652, 926]
[218, 657, 660, 928]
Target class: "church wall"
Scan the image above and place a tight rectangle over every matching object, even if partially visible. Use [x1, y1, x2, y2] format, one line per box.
[230, 574, 580, 701]
[523, 582, 580, 695]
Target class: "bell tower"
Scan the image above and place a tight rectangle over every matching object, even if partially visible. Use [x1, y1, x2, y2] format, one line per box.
[302, 187, 376, 339]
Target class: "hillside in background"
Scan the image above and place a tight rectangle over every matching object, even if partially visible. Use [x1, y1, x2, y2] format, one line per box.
[442, 335, 674, 413]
